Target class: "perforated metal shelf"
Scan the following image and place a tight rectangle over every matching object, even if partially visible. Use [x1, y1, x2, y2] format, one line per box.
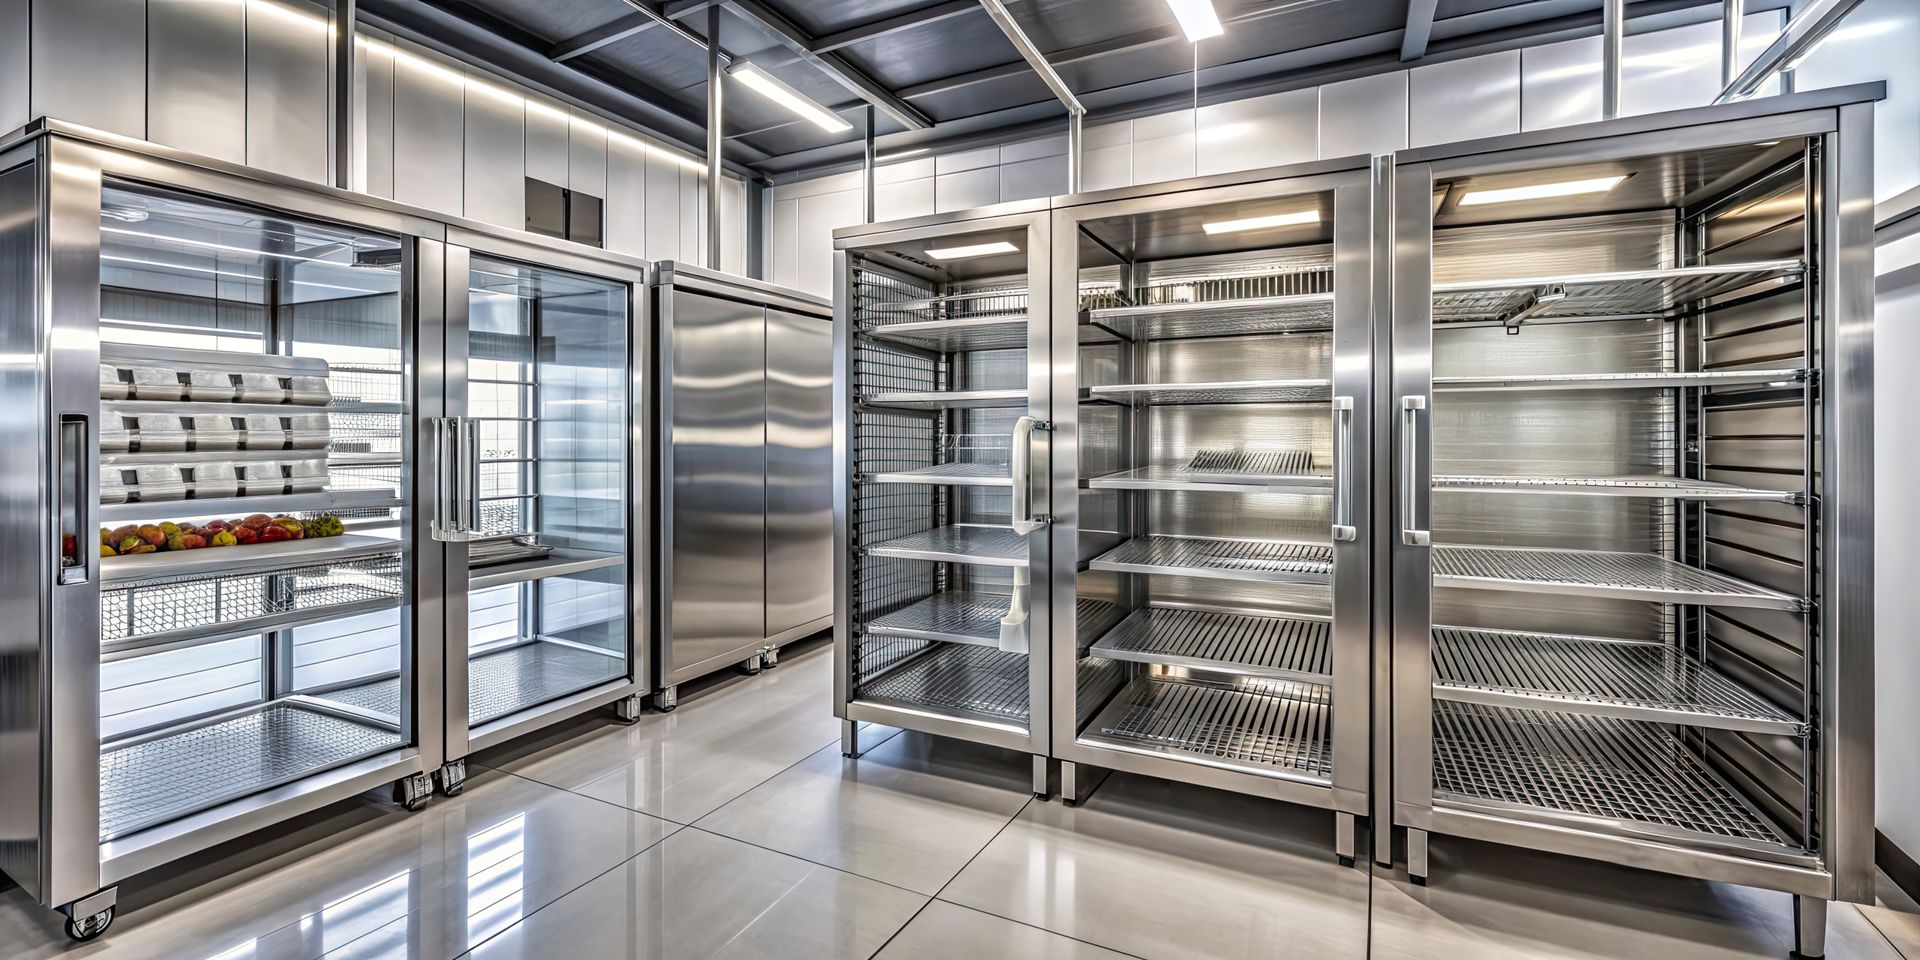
[866, 462, 1010, 487]
[1080, 677, 1332, 781]
[322, 678, 401, 717]
[1091, 606, 1333, 683]
[470, 641, 628, 726]
[1433, 368, 1807, 391]
[1434, 474, 1802, 503]
[860, 388, 1028, 409]
[1084, 293, 1336, 341]
[866, 591, 1125, 648]
[1432, 627, 1802, 734]
[1432, 702, 1800, 854]
[99, 699, 402, 841]
[859, 644, 1030, 727]
[1086, 378, 1331, 405]
[1089, 465, 1331, 494]
[1091, 535, 1333, 585]
[1432, 545, 1804, 610]
[861, 315, 1030, 353]
[867, 525, 1028, 567]
[1431, 260, 1804, 324]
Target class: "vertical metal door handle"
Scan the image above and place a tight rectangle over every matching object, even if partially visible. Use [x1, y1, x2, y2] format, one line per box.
[57, 414, 91, 584]
[462, 417, 483, 538]
[431, 417, 466, 541]
[1008, 415, 1048, 535]
[1330, 396, 1356, 542]
[1401, 396, 1431, 546]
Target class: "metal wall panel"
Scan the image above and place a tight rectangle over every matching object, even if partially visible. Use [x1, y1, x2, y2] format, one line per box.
[1874, 229, 1920, 856]
[1319, 71, 1407, 157]
[1520, 35, 1601, 131]
[1797, 0, 1920, 200]
[462, 77, 526, 229]
[0, 0, 24, 133]
[1195, 87, 1316, 176]
[359, 31, 397, 198]
[796, 189, 861, 296]
[722, 177, 747, 275]
[771, 197, 800, 288]
[935, 167, 998, 212]
[680, 170, 703, 267]
[604, 131, 647, 256]
[1408, 50, 1519, 148]
[525, 100, 570, 189]
[643, 148, 681, 262]
[875, 176, 934, 221]
[391, 45, 464, 215]
[148, 0, 246, 163]
[32, 0, 146, 138]
[245, 0, 330, 183]
[0, 160, 45, 903]
[765, 309, 833, 637]
[935, 145, 999, 174]
[1524, 13, 1782, 131]
[999, 155, 1066, 202]
[568, 111, 607, 201]
[1132, 108, 1196, 185]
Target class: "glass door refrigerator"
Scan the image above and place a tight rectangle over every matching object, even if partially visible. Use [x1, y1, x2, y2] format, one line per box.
[1046, 158, 1379, 865]
[0, 124, 445, 941]
[1387, 86, 1879, 959]
[833, 203, 1056, 793]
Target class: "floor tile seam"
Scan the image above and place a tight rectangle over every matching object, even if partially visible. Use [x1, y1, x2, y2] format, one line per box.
[1855, 905, 1912, 960]
[866, 796, 1033, 959]
[925, 897, 1155, 960]
[681, 823, 940, 901]
[680, 735, 845, 830]
[488, 766, 699, 828]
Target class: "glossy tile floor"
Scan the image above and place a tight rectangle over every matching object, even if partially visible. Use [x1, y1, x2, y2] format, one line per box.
[3, 637, 1917, 960]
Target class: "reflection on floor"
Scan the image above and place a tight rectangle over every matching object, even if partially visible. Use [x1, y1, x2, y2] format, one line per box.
[1, 637, 1914, 960]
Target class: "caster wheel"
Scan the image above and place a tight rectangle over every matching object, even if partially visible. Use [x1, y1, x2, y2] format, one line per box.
[403, 794, 429, 812]
[441, 781, 464, 798]
[65, 907, 114, 942]
[1338, 856, 1356, 868]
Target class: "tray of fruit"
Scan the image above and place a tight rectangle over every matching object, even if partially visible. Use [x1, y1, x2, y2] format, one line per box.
[98, 515, 395, 582]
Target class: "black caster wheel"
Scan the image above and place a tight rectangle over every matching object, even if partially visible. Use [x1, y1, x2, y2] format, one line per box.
[1338, 856, 1356, 868]
[65, 907, 114, 942]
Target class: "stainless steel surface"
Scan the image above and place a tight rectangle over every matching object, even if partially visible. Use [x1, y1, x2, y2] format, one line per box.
[1086, 379, 1332, 405]
[976, 0, 1085, 118]
[32, 0, 144, 138]
[861, 314, 1031, 353]
[1433, 474, 1801, 501]
[1084, 293, 1335, 341]
[148, 0, 246, 164]
[1432, 367, 1806, 391]
[1431, 260, 1803, 324]
[1432, 544, 1803, 609]
[332, 0, 355, 190]
[1602, 0, 1623, 119]
[862, 387, 1029, 409]
[1085, 462, 1330, 494]
[467, 548, 623, 591]
[1721, 0, 1745, 89]
[1089, 535, 1334, 585]
[245, 0, 328, 183]
[868, 461, 1010, 486]
[1079, 677, 1333, 782]
[868, 524, 1028, 567]
[766, 308, 834, 640]
[1718, 0, 1867, 103]
[860, 644, 1030, 727]
[467, 640, 626, 726]
[1089, 606, 1332, 683]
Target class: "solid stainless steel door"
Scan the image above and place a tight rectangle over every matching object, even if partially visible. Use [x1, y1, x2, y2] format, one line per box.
[764, 308, 832, 642]
[662, 290, 767, 685]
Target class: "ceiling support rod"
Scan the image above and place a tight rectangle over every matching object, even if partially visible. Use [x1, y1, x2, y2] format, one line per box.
[1721, 0, 1744, 87]
[975, 0, 1084, 192]
[332, 0, 357, 190]
[1716, 0, 1863, 102]
[707, 4, 724, 270]
[721, 0, 933, 129]
[1401, 0, 1439, 61]
[1601, 0, 1623, 118]
[1066, 111, 1083, 194]
[863, 106, 877, 224]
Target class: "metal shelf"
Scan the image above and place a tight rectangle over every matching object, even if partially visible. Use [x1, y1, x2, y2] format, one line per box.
[102, 399, 386, 417]
[1431, 260, 1804, 324]
[1434, 474, 1802, 503]
[1090, 535, 1333, 585]
[1080, 677, 1332, 782]
[1434, 368, 1807, 391]
[100, 532, 401, 584]
[859, 643, 1030, 727]
[864, 289, 1027, 314]
[102, 447, 330, 466]
[469, 548, 624, 590]
[469, 640, 628, 726]
[101, 342, 331, 378]
[867, 591, 1122, 648]
[100, 488, 403, 523]
[1084, 293, 1336, 341]
[1090, 606, 1332, 683]
[1086, 378, 1331, 405]
[1432, 544, 1804, 610]
[103, 595, 401, 662]
[865, 462, 1010, 487]
[1088, 464, 1331, 494]
[98, 697, 402, 842]
[1432, 702, 1800, 854]
[861, 315, 1029, 353]
[1432, 627, 1803, 734]
[867, 525, 1028, 567]
[859, 388, 1028, 409]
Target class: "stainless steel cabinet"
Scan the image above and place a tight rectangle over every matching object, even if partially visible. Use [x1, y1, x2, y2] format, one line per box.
[766, 308, 835, 640]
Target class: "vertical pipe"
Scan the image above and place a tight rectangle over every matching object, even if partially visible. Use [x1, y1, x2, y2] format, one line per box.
[862, 105, 876, 224]
[1601, 0, 1624, 119]
[1066, 112, 1083, 194]
[1721, 0, 1745, 87]
[333, 0, 358, 190]
[706, 5, 724, 270]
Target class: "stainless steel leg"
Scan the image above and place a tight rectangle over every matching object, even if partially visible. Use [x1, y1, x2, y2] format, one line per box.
[613, 693, 643, 723]
[1030, 754, 1051, 798]
[1375, 815, 1394, 866]
[435, 758, 467, 796]
[651, 685, 678, 712]
[1060, 761, 1110, 806]
[738, 654, 764, 675]
[841, 718, 861, 758]
[1792, 895, 1828, 958]
[1335, 812, 1357, 867]
[1407, 827, 1430, 885]
[762, 644, 780, 667]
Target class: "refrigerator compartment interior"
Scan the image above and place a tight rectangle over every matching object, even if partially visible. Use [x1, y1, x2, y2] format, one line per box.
[1433, 368, 1807, 391]
[1090, 606, 1333, 682]
[1091, 534, 1333, 584]
[1431, 627, 1802, 734]
[469, 640, 627, 726]
[98, 488, 402, 523]
[98, 698, 402, 842]
[100, 548, 403, 650]
[326, 364, 405, 406]
[1433, 474, 1802, 502]
[100, 532, 401, 582]
[861, 314, 1030, 353]
[1431, 544, 1803, 610]
[1431, 701, 1800, 855]
[469, 547, 622, 590]
[861, 286, 1028, 317]
[867, 461, 1012, 487]
[867, 524, 1028, 567]
[1090, 448, 1328, 493]
[1080, 676, 1332, 781]
[101, 342, 331, 379]
[860, 387, 1029, 409]
[1430, 260, 1804, 326]
[866, 590, 1123, 648]
[317, 677, 403, 718]
[1086, 378, 1331, 406]
[1085, 292, 1335, 342]
[101, 446, 329, 467]
[857, 642, 1030, 727]
[467, 536, 555, 567]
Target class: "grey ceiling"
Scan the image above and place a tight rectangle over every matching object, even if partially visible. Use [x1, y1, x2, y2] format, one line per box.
[360, 0, 1786, 180]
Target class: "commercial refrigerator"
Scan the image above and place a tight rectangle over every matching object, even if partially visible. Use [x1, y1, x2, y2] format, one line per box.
[0, 122, 446, 941]
[652, 263, 833, 711]
[1043, 157, 1382, 862]
[832, 203, 1056, 792]
[1387, 85, 1879, 958]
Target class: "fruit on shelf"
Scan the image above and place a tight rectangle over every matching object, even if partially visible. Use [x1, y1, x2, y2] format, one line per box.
[241, 514, 272, 531]
[158, 521, 181, 537]
[99, 543, 116, 557]
[259, 524, 293, 543]
[271, 516, 305, 539]
[230, 525, 259, 545]
[211, 530, 238, 547]
[99, 511, 347, 561]
[301, 515, 345, 538]
[165, 533, 208, 551]
[203, 519, 230, 532]
[135, 525, 166, 546]
[123, 543, 157, 554]
[107, 524, 140, 545]
[117, 536, 144, 553]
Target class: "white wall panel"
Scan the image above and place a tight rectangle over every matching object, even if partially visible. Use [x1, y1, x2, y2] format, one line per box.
[358, 33, 396, 198]
[1520, 35, 1601, 131]
[1132, 109, 1196, 185]
[246, 0, 330, 183]
[1874, 228, 1920, 858]
[391, 46, 466, 216]
[721, 177, 747, 275]
[796, 189, 862, 296]
[1319, 71, 1406, 158]
[1000, 155, 1065, 202]
[568, 112, 608, 201]
[1796, 0, 1920, 201]
[935, 166, 998, 212]
[935, 145, 999, 174]
[1002, 134, 1064, 164]
[0, 0, 25, 134]
[525, 99, 570, 189]
[1082, 139, 1132, 192]
[680, 170, 704, 266]
[148, 0, 246, 163]
[32, 0, 146, 138]
[1409, 51, 1519, 148]
[604, 132, 646, 257]
[1621, 17, 1776, 117]
[643, 149, 682, 262]
[876, 177, 933, 221]
[771, 197, 800, 288]
[1196, 87, 1316, 176]
[463, 78, 525, 230]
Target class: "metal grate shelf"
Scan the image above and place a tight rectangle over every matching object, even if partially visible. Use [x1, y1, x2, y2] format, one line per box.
[1080, 677, 1333, 781]
[1089, 465, 1330, 494]
[1084, 293, 1335, 341]
[866, 591, 1123, 648]
[1432, 627, 1802, 734]
[99, 489, 403, 524]
[1432, 702, 1799, 853]
[1431, 260, 1804, 324]
[866, 462, 1010, 487]
[1091, 606, 1333, 683]
[1086, 378, 1331, 406]
[860, 388, 1028, 410]
[1434, 474, 1802, 503]
[1091, 535, 1333, 585]
[859, 644, 1030, 727]
[861, 315, 1030, 353]
[1434, 368, 1806, 392]
[470, 641, 627, 726]
[1432, 544, 1803, 610]
[867, 525, 1028, 567]
[99, 699, 402, 841]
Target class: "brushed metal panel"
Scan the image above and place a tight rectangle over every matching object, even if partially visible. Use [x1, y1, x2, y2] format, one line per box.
[875, 176, 934, 222]
[360, 31, 396, 198]
[1794, 0, 1920, 200]
[1624, 15, 1782, 118]
[664, 292, 766, 682]
[1132, 108, 1195, 185]
[765, 309, 832, 638]
[0, 162, 45, 902]
[935, 145, 998, 174]
[721, 177, 747, 276]
[999, 156, 1065, 203]
[604, 131, 646, 257]
[680, 170, 703, 267]
[935, 167, 999, 213]
[392, 44, 464, 215]
[1408, 51, 1519, 149]
[1002, 134, 1063, 164]
[0, 0, 23, 133]
[524, 100, 569, 189]
[462, 78, 526, 229]
[1082, 145, 1132, 191]
[1318, 71, 1406, 158]
[642, 147, 680, 262]
[246, 0, 330, 183]
[568, 112, 607, 202]
[148, 0, 246, 163]
[797, 190, 862, 297]
[32, 0, 145, 138]
[772, 197, 800, 288]
[1195, 87, 1316, 176]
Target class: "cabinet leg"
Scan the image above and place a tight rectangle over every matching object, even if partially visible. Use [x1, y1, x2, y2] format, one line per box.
[1030, 754, 1052, 799]
[762, 644, 780, 668]
[1060, 761, 1110, 806]
[737, 654, 763, 676]
[841, 718, 862, 758]
[435, 759, 467, 796]
[1791, 895, 1828, 959]
[59, 888, 117, 943]
[393, 771, 434, 811]
[613, 694, 643, 724]
[1407, 827, 1429, 886]
[1335, 812, 1357, 867]
[652, 686, 678, 712]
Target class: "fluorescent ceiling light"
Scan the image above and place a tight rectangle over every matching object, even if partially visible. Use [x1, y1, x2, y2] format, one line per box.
[727, 63, 852, 133]
[924, 241, 1019, 260]
[1201, 210, 1319, 235]
[1457, 175, 1628, 206]
[1165, 0, 1223, 41]
[877, 147, 930, 162]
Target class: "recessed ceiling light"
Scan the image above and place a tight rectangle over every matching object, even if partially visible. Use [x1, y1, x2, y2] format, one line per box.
[1457, 175, 1629, 206]
[925, 241, 1020, 260]
[1201, 210, 1320, 235]
[727, 62, 853, 133]
[1165, 0, 1223, 41]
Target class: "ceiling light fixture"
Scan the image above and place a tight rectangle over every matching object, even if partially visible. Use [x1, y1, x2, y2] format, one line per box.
[1457, 175, 1628, 206]
[727, 62, 853, 133]
[1201, 210, 1319, 235]
[925, 241, 1020, 260]
[1165, 0, 1224, 41]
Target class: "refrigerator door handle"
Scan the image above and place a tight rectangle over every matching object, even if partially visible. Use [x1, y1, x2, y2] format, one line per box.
[1400, 396, 1430, 546]
[462, 417, 484, 538]
[430, 416, 465, 541]
[1331, 396, 1356, 542]
[57, 413, 90, 584]
[1008, 414, 1049, 535]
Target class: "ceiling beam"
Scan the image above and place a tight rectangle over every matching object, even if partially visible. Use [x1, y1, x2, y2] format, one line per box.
[811, 1, 981, 54]
[1401, 0, 1440, 60]
[549, 11, 659, 62]
[719, 0, 934, 129]
[977, 0, 1083, 114]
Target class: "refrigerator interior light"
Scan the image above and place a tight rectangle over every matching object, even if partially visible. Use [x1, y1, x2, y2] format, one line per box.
[1200, 210, 1320, 235]
[924, 241, 1021, 260]
[728, 63, 853, 133]
[1165, 0, 1223, 41]
[1457, 175, 1628, 206]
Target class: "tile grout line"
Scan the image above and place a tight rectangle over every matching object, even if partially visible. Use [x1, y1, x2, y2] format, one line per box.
[863, 796, 1033, 960]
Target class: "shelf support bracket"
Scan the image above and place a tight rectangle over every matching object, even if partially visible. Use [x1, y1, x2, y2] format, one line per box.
[1501, 284, 1567, 334]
